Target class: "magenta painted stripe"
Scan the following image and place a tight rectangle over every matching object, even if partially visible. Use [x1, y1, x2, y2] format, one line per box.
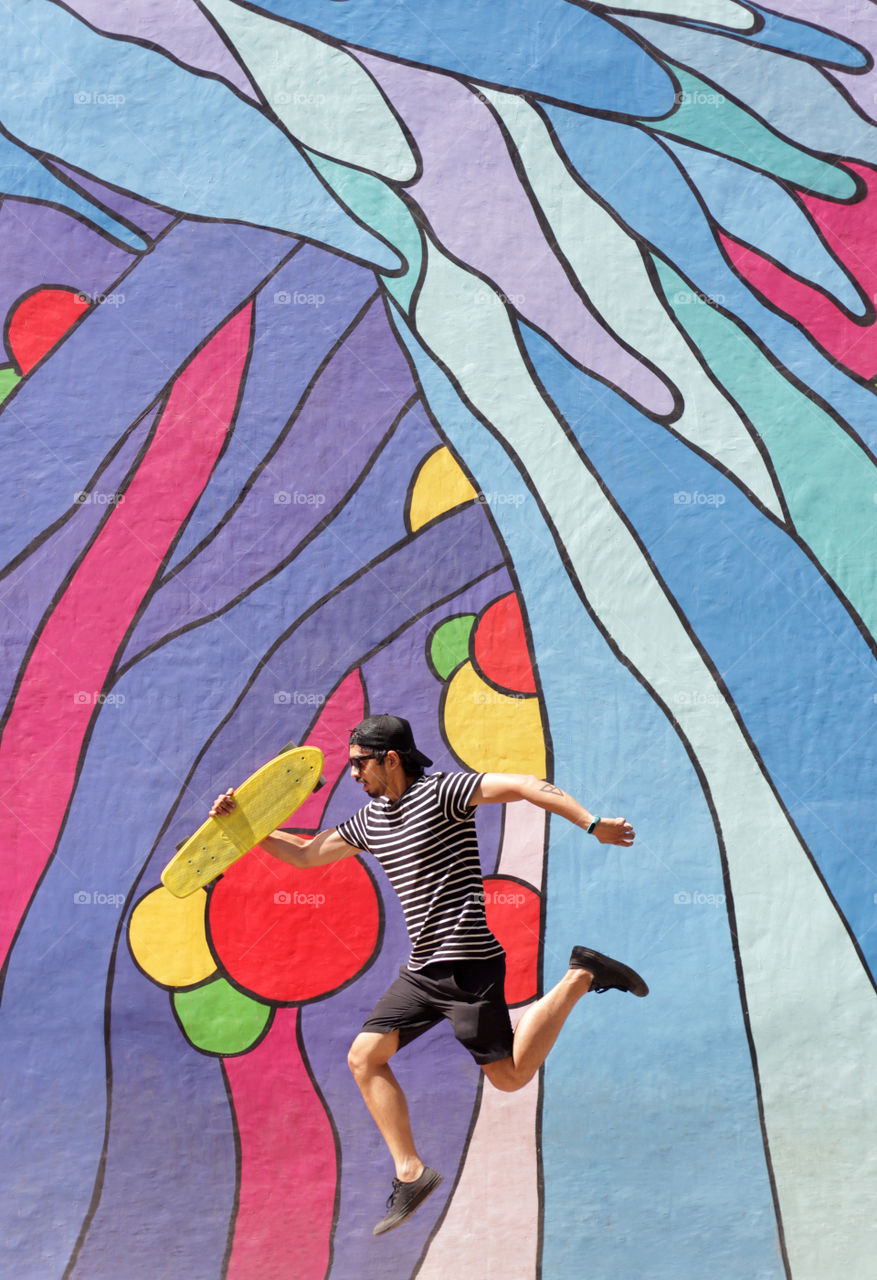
[224, 1008, 337, 1280]
[0, 304, 252, 966]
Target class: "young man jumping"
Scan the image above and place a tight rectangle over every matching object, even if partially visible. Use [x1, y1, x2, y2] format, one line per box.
[211, 714, 648, 1235]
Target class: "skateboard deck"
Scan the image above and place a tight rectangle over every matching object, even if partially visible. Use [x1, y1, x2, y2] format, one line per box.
[161, 745, 325, 897]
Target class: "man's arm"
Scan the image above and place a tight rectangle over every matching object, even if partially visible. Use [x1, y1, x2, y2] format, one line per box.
[470, 774, 634, 846]
[209, 789, 361, 867]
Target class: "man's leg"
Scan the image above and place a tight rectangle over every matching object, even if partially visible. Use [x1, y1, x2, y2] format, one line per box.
[481, 948, 647, 1092]
[481, 966, 591, 1092]
[347, 1029, 424, 1182]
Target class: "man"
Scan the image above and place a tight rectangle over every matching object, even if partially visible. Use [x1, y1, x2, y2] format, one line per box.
[211, 714, 647, 1236]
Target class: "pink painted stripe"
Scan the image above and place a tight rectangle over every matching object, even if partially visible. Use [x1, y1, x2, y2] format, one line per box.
[292, 669, 364, 831]
[224, 1008, 337, 1280]
[722, 164, 877, 380]
[0, 304, 252, 965]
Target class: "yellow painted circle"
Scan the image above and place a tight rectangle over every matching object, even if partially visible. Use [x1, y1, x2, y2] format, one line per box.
[129, 886, 216, 989]
[444, 661, 546, 775]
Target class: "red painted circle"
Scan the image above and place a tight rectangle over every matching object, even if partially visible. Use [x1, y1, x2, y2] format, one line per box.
[208, 848, 380, 1004]
[7, 287, 91, 374]
[473, 594, 537, 694]
[483, 876, 541, 1005]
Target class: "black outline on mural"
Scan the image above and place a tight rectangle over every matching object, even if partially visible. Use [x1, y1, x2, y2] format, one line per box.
[193, 0, 426, 189]
[467, 82, 685, 425]
[48, 0, 263, 105]
[157, 285, 381, 586]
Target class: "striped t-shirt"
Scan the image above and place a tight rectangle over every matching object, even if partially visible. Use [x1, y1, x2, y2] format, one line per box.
[336, 772, 504, 971]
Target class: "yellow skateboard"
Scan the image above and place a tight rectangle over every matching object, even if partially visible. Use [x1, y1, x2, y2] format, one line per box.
[161, 745, 325, 897]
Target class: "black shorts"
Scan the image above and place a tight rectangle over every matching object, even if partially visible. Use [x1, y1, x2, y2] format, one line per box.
[362, 956, 514, 1065]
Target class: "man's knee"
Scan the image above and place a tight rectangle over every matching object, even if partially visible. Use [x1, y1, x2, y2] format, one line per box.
[347, 1030, 398, 1079]
[480, 1056, 533, 1093]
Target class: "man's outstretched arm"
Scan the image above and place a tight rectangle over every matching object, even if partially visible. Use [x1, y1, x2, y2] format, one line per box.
[470, 774, 634, 846]
[209, 789, 360, 867]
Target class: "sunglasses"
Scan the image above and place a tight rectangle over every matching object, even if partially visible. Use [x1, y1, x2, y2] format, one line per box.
[348, 753, 381, 773]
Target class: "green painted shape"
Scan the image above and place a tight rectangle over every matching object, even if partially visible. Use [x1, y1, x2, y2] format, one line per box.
[0, 366, 20, 405]
[306, 150, 421, 311]
[430, 614, 476, 680]
[173, 976, 271, 1055]
[656, 258, 877, 636]
[649, 67, 857, 200]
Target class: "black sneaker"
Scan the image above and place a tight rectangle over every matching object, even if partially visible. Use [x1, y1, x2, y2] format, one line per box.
[373, 1167, 443, 1236]
[569, 946, 649, 997]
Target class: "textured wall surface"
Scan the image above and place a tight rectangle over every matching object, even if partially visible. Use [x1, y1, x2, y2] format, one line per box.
[0, 2, 875, 1277]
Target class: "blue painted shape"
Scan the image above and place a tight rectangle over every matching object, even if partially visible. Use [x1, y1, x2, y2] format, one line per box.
[166, 245, 377, 569]
[0, 219, 293, 573]
[544, 106, 877, 456]
[0, 128, 146, 249]
[522, 322, 877, 977]
[390, 307, 784, 1277]
[0, 0, 399, 270]
[687, 4, 868, 68]
[664, 136, 866, 316]
[248, 0, 677, 117]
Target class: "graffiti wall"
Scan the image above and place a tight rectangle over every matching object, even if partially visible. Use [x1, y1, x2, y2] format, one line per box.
[1, 1, 875, 1276]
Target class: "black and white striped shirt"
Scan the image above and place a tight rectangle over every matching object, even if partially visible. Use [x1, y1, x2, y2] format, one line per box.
[336, 772, 504, 971]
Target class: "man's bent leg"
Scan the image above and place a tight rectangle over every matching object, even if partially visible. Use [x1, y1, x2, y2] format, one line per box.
[481, 967, 591, 1093]
[347, 1030, 425, 1182]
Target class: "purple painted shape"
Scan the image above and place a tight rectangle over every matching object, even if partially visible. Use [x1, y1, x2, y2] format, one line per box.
[52, 162, 178, 241]
[68, 952, 238, 1280]
[122, 295, 416, 658]
[307, 572, 513, 1280]
[0, 405, 157, 717]
[0, 199, 135, 337]
[165, 244, 377, 571]
[358, 53, 676, 418]
[60, 0, 258, 99]
[0, 217, 295, 571]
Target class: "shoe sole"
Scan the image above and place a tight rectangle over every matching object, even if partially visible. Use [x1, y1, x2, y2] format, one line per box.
[373, 1170, 443, 1236]
[570, 947, 649, 997]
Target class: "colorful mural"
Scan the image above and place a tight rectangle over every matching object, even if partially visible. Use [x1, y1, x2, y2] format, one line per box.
[0, 1, 875, 1276]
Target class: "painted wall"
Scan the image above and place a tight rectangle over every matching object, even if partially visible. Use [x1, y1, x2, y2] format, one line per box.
[0, 2, 875, 1277]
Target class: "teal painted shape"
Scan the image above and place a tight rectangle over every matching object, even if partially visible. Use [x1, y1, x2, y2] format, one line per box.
[625, 17, 877, 164]
[389, 304, 785, 1279]
[0, 128, 146, 249]
[664, 137, 866, 316]
[306, 150, 422, 308]
[0, 0, 400, 270]
[656, 258, 877, 640]
[645, 67, 858, 199]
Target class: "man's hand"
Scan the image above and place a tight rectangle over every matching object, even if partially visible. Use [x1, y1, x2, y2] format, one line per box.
[593, 817, 635, 847]
[209, 788, 236, 817]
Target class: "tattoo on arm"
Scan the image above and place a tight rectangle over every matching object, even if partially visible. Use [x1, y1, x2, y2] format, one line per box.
[539, 783, 565, 797]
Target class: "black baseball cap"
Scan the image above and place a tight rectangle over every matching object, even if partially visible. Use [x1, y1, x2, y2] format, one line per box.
[348, 715, 433, 767]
